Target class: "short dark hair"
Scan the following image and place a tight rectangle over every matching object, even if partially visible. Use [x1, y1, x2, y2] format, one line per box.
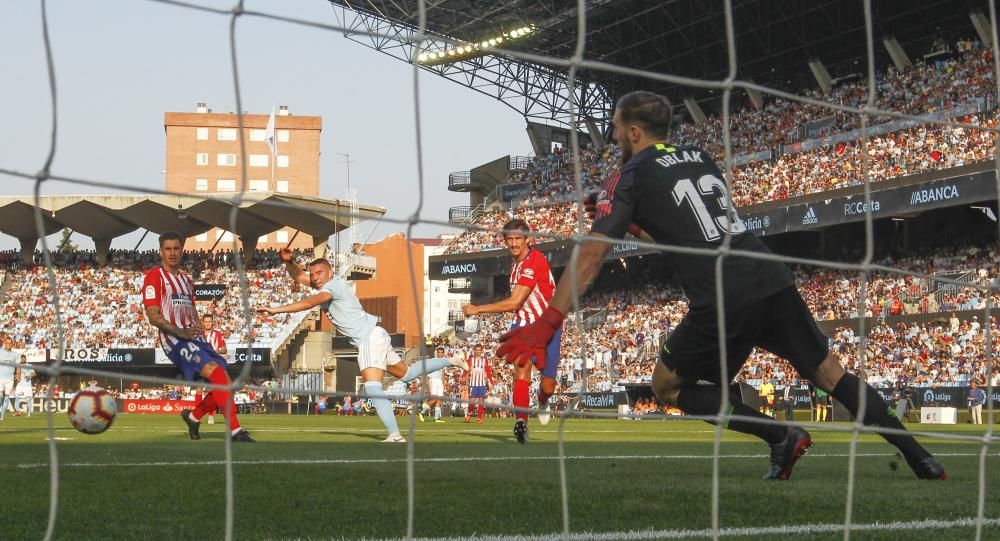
[158, 231, 184, 247]
[502, 219, 530, 236]
[616, 91, 672, 139]
[308, 258, 332, 268]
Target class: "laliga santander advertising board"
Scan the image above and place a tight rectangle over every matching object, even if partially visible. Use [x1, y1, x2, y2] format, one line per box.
[123, 399, 195, 414]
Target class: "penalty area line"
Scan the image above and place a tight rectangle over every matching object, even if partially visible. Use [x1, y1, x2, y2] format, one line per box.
[267, 516, 1000, 541]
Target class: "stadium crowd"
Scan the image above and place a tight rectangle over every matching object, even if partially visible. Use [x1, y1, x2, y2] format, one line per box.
[678, 37, 992, 157]
[0, 248, 314, 349]
[440, 242, 998, 409]
[444, 39, 996, 255]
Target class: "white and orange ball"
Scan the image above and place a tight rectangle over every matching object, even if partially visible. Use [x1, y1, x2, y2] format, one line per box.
[68, 386, 117, 434]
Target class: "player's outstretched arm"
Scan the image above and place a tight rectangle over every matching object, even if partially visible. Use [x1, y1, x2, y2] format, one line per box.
[279, 248, 313, 288]
[258, 291, 332, 315]
[463, 285, 532, 316]
[548, 233, 612, 315]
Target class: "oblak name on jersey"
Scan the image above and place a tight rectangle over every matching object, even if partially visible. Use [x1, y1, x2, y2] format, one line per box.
[589, 143, 795, 311]
[655, 149, 706, 168]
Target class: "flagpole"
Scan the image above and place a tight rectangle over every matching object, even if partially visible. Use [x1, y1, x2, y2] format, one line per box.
[269, 102, 276, 193]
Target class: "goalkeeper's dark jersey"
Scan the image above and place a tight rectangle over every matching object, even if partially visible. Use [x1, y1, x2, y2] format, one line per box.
[590, 143, 794, 311]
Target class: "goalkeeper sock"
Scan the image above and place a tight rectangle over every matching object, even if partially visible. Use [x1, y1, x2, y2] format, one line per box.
[831, 373, 930, 462]
[206, 366, 241, 432]
[191, 393, 218, 422]
[434, 406, 442, 420]
[399, 358, 451, 383]
[676, 385, 786, 445]
[364, 381, 400, 436]
[513, 379, 530, 423]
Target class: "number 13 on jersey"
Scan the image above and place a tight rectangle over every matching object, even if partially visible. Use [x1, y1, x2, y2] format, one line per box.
[672, 174, 747, 241]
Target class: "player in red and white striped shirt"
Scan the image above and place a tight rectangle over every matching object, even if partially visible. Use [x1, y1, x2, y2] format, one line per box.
[202, 315, 228, 359]
[141, 232, 253, 442]
[462, 219, 562, 444]
[463, 344, 494, 423]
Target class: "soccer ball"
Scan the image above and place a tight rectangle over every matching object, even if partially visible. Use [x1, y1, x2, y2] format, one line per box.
[68, 386, 117, 434]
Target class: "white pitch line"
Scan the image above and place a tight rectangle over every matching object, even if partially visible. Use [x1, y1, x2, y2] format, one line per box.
[11, 451, 998, 470]
[267, 517, 1000, 541]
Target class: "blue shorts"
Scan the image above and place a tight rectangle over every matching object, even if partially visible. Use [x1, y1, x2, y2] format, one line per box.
[469, 386, 487, 399]
[510, 322, 562, 380]
[167, 339, 229, 381]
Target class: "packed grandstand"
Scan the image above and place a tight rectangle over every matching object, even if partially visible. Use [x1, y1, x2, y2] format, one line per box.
[1, 38, 998, 408]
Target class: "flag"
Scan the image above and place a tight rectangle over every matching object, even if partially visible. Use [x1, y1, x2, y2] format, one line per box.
[264, 105, 277, 156]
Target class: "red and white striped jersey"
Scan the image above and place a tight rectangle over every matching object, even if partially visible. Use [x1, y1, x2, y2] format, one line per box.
[509, 247, 555, 326]
[465, 354, 494, 388]
[141, 266, 198, 354]
[206, 329, 226, 355]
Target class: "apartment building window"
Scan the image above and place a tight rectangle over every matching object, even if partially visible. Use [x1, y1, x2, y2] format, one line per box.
[196, 127, 208, 140]
[217, 230, 234, 242]
[249, 180, 268, 192]
[276, 180, 289, 193]
[217, 128, 237, 141]
[217, 153, 237, 166]
[275, 230, 289, 243]
[196, 153, 208, 166]
[277, 155, 289, 168]
[216, 179, 236, 192]
[195, 178, 208, 191]
[248, 154, 269, 167]
[277, 130, 290, 142]
[250, 129, 266, 141]
[195, 233, 208, 242]
[258, 234, 268, 243]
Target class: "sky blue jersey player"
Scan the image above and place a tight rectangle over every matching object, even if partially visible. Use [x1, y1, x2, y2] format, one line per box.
[259, 248, 468, 442]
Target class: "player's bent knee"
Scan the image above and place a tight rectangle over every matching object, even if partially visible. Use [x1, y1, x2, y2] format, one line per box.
[810, 353, 845, 392]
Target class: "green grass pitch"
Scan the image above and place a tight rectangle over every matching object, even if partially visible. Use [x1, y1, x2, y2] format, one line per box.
[1, 413, 997, 540]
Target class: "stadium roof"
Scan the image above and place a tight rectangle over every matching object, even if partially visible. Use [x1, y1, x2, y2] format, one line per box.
[331, 0, 982, 123]
[0, 193, 385, 259]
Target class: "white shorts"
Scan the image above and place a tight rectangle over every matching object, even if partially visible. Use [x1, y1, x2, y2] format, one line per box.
[430, 380, 445, 397]
[14, 382, 33, 399]
[357, 327, 401, 372]
[0, 380, 12, 396]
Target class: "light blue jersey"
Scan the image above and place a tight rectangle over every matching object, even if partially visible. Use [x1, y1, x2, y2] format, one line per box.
[0, 349, 17, 381]
[320, 278, 377, 346]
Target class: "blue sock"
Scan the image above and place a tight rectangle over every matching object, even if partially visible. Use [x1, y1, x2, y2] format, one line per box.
[399, 358, 452, 383]
[0, 397, 8, 419]
[364, 381, 399, 435]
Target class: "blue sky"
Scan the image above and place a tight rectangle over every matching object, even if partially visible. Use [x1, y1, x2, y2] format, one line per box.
[0, 0, 533, 250]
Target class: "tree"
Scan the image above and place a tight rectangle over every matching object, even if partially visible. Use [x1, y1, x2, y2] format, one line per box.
[57, 228, 77, 253]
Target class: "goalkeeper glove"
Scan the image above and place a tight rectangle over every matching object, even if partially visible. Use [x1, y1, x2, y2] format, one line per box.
[496, 307, 565, 370]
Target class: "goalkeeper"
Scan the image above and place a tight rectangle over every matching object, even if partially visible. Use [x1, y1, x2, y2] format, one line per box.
[498, 90, 945, 481]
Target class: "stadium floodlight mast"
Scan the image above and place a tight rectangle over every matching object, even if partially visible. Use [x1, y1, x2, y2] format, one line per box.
[416, 24, 537, 66]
